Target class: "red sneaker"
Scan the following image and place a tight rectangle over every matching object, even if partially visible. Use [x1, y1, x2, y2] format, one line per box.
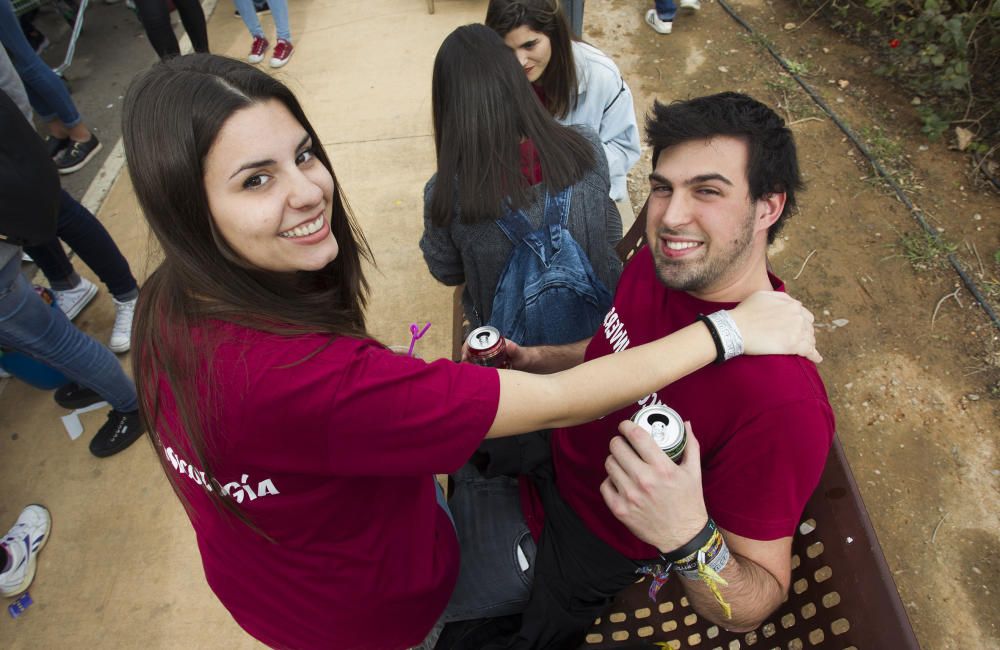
[269, 39, 294, 68]
[247, 36, 269, 64]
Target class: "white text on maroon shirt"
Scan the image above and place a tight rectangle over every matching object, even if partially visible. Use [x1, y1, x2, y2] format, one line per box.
[164, 445, 280, 504]
[602, 307, 665, 409]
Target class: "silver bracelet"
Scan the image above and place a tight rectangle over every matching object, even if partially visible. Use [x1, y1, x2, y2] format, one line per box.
[706, 310, 744, 362]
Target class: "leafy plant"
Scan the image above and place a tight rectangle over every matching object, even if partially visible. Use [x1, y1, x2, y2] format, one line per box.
[898, 231, 958, 270]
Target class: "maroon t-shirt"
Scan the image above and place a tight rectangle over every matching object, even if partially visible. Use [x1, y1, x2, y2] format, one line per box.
[519, 139, 543, 186]
[155, 323, 500, 649]
[522, 247, 834, 558]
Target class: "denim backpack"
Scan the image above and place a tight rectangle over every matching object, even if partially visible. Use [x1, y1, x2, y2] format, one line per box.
[487, 185, 612, 347]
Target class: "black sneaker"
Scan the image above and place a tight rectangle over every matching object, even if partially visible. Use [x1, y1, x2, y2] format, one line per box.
[90, 410, 145, 458]
[54, 382, 103, 409]
[44, 135, 70, 159]
[54, 135, 102, 174]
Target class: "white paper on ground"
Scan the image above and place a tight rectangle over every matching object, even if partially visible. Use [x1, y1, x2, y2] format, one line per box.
[61, 401, 109, 440]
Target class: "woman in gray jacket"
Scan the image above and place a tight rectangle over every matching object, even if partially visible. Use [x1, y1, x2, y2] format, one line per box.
[420, 25, 622, 345]
[486, 0, 641, 213]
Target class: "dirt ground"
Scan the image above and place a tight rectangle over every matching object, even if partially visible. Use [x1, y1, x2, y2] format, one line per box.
[585, 1, 999, 648]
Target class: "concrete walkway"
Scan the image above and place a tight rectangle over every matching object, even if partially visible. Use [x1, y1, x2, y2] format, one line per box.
[2, 0, 655, 644]
[0, 1, 502, 647]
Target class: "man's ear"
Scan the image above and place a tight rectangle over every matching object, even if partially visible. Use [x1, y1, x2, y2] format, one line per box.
[755, 192, 786, 233]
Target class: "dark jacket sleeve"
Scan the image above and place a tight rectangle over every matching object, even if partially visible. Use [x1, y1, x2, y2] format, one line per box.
[419, 175, 466, 286]
[0, 90, 59, 246]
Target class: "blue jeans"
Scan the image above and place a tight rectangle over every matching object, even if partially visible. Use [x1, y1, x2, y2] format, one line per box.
[24, 190, 139, 301]
[0, 0, 81, 126]
[440, 464, 537, 622]
[561, 0, 585, 38]
[233, 0, 291, 42]
[654, 0, 677, 21]
[0, 255, 137, 412]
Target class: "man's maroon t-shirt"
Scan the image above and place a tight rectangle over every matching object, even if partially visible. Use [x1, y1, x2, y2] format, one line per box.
[521, 247, 835, 558]
[156, 323, 500, 649]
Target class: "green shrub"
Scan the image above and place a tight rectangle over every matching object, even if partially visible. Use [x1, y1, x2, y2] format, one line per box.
[801, 0, 999, 147]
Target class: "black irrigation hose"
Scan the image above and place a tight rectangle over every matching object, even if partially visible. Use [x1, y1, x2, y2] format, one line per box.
[714, 0, 1000, 331]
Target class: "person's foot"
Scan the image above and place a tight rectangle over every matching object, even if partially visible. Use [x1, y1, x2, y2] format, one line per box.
[247, 35, 269, 64]
[52, 277, 98, 320]
[90, 409, 144, 458]
[645, 8, 673, 34]
[0, 505, 51, 598]
[679, 0, 701, 9]
[44, 135, 71, 159]
[269, 39, 294, 68]
[54, 135, 102, 174]
[54, 382, 103, 410]
[109, 296, 136, 354]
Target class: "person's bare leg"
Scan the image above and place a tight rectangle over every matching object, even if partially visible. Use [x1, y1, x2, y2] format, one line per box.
[46, 119, 92, 143]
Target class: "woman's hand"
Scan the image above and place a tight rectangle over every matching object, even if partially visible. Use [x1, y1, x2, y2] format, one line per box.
[728, 291, 821, 363]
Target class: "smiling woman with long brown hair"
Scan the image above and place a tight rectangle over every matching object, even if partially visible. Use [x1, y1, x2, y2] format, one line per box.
[122, 53, 818, 650]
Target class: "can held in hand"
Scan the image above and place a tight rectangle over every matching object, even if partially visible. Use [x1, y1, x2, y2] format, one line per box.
[466, 326, 510, 369]
[630, 404, 686, 462]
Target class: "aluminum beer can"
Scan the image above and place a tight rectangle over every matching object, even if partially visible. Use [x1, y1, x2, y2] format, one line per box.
[630, 404, 686, 462]
[466, 326, 510, 369]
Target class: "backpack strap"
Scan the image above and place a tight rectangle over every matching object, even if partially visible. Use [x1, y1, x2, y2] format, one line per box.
[544, 184, 574, 229]
[496, 184, 571, 264]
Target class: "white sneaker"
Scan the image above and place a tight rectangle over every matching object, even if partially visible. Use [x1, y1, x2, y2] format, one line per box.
[0, 505, 51, 597]
[645, 8, 673, 34]
[680, 0, 702, 9]
[53, 277, 98, 320]
[110, 296, 137, 354]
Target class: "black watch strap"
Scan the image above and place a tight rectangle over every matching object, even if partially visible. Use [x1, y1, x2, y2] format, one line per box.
[659, 518, 717, 563]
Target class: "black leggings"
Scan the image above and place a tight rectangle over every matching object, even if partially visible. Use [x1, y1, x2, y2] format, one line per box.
[133, 0, 209, 60]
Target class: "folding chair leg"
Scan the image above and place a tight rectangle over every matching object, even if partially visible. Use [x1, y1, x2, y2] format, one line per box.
[53, 0, 90, 77]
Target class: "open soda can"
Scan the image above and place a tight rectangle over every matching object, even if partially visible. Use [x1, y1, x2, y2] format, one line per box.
[630, 404, 686, 462]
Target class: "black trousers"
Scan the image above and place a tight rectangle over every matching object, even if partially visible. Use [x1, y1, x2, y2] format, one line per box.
[133, 0, 209, 59]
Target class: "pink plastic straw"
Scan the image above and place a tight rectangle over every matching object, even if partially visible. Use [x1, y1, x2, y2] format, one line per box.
[408, 322, 431, 357]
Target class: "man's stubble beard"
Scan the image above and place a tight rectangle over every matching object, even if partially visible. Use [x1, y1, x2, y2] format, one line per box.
[651, 205, 757, 293]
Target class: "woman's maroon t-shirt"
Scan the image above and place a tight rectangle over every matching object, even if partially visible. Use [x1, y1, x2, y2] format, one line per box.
[155, 323, 500, 649]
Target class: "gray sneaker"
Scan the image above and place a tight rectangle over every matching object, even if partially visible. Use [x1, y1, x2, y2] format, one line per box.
[54, 135, 102, 174]
[52, 277, 98, 320]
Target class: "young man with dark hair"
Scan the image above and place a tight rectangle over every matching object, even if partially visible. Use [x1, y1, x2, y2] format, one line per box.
[439, 92, 834, 648]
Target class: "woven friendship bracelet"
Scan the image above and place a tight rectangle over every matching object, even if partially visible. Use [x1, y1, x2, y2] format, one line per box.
[676, 529, 731, 580]
[706, 310, 744, 363]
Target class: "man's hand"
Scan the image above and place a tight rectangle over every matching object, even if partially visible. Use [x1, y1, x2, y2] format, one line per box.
[600, 420, 709, 554]
[601, 421, 792, 630]
[461, 337, 589, 373]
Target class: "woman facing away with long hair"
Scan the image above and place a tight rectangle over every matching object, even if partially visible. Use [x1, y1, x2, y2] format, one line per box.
[122, 54, 818, 650]
[421, 24, 621, 348]
[486, 0, 641, 217]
